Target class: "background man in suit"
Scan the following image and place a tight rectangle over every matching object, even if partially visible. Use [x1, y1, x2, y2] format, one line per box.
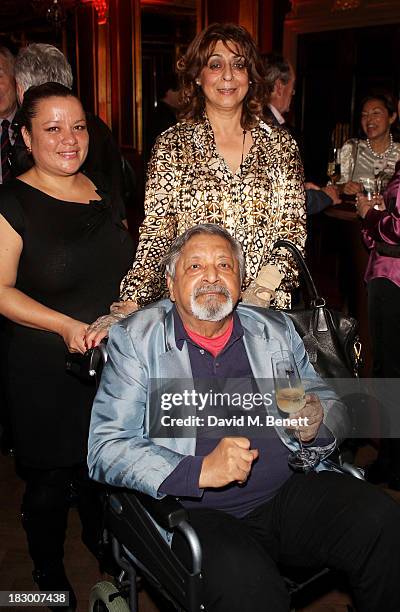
[262, 52, 340, 214]
[263, 52, 295, 128]
[0, 45, 17, 185]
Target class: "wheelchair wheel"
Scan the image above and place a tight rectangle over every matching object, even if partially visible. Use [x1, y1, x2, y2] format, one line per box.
[89, 581, 130, 612]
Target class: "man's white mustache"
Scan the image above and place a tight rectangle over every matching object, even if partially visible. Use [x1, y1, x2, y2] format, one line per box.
[194, 285, 230, 298]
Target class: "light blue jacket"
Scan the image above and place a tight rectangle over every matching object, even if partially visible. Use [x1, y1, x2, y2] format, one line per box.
[88, 300, 347, 506]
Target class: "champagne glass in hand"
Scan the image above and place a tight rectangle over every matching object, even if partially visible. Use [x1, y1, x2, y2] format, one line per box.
[272, 350, 319, 472]
[359, 177, 375, 202]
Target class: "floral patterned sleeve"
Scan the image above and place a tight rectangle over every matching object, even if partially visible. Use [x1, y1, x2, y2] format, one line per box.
[265, 130, 307, 308]
[119, 131, 179, 305]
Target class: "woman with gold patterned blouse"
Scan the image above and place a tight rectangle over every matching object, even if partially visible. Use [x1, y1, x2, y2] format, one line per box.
[86, 23, 306, 344]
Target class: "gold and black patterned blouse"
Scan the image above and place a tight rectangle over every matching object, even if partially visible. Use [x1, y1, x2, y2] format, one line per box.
[120, 116, 306, 308]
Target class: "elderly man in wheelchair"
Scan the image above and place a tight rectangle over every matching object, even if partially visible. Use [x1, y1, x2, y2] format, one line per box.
[88, 224, 400, 612]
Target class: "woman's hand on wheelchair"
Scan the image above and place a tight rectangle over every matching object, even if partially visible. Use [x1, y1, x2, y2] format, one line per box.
[59, 318, 89, 354]
[85, 301, 139, 348]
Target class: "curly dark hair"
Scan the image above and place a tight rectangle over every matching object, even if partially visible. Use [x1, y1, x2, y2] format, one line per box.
[176, 23, 266, 130]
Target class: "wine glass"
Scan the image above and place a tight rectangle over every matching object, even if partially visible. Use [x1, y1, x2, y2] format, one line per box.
[373, 160, 386, 202]
[359, 177, 375, 201]
[326, 147, 341, 185]
[271, 350, 319, 472]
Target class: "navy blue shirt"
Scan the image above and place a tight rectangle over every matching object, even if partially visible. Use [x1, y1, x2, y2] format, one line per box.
[159, 307, 293, 518]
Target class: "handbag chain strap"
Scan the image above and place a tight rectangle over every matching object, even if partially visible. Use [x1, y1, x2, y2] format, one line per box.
[273, 240, 363, 375]
[272, 239, 321, 305]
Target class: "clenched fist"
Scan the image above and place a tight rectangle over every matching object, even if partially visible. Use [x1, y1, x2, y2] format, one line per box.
[199, 437, 259, 488]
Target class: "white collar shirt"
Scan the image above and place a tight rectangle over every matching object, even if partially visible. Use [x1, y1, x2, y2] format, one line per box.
[268, 104, 286, 126]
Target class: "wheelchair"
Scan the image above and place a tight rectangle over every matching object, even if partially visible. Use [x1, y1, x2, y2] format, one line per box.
[87, 345, 363, 612]
[89, 488, 203, 612]
[89, 462, 362, 612]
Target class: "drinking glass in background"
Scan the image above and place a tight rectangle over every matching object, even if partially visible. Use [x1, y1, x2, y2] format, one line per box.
[373, 160, 386, 198]
[359, 176, 384, 210]
[374, 175, 383, 198]
[327, 147, 341, 185]
[359, 177, 375, 201]
[271, 350, 319, 472]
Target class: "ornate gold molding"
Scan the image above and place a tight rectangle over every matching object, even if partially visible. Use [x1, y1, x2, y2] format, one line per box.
[332, 0, 361, 10]
[284, 0, 400, 67]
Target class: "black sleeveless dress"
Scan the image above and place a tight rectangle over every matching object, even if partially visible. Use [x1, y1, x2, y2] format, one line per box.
[0, 179, 134, 469]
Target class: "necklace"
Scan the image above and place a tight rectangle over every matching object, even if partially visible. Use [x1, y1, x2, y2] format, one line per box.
[366, 133, 393, 159]
[240, 129, 246, 172]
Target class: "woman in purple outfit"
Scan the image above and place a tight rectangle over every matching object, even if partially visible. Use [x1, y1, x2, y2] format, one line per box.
[356, 154, 400, 490]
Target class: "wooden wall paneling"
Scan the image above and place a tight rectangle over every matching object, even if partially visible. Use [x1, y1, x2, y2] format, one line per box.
[196, 0, 206, 32]
[111, 0, 142, 155]
[200, 0, 240, 29]
[109, 0, 121, 142]
[75, 2, 97, 115]
[76, 0, 142, 155]
[132, 0, 142, 155]
[284, 0, 400, 70]
[109, 0, 138, 152]
[96, 20, 111, 125]
[196, 0, 271, 44]
[258, 0, 274, 53]
[238, 0, 258, 42]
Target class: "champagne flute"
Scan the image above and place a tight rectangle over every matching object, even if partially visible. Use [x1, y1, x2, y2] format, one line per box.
[271, 350, 319, 472]
[373, 161, 386, 207]
[326, 147, 341, 185]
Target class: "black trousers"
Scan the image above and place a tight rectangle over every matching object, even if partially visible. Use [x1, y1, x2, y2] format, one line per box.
[368, 277, 400, 378]
[172, 471, 400, 612]
[20, 463, 103, 573]
[368, 277, 400, 477]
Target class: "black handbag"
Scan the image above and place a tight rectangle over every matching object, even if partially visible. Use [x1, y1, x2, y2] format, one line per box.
[272, 240, 362, 378]
[65, 346, 106, 383]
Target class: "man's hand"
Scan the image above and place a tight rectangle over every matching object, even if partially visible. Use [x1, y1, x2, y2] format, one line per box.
[305, 181, 321, 191]
[343, 180, 362, 195]
[288, 393, 323, 442]
[321, 185, 341, 205]
[304, 182, 341, 205]
[199, 437, 259, 488]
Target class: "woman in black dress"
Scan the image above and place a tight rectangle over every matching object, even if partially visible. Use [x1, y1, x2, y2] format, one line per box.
[0, 83, 133, 609]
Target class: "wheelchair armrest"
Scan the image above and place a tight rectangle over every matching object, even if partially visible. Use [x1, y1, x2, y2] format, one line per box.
[135, 491, 188, 531]
[108, 488, 203, 583]
[134, 493, 202, 573]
